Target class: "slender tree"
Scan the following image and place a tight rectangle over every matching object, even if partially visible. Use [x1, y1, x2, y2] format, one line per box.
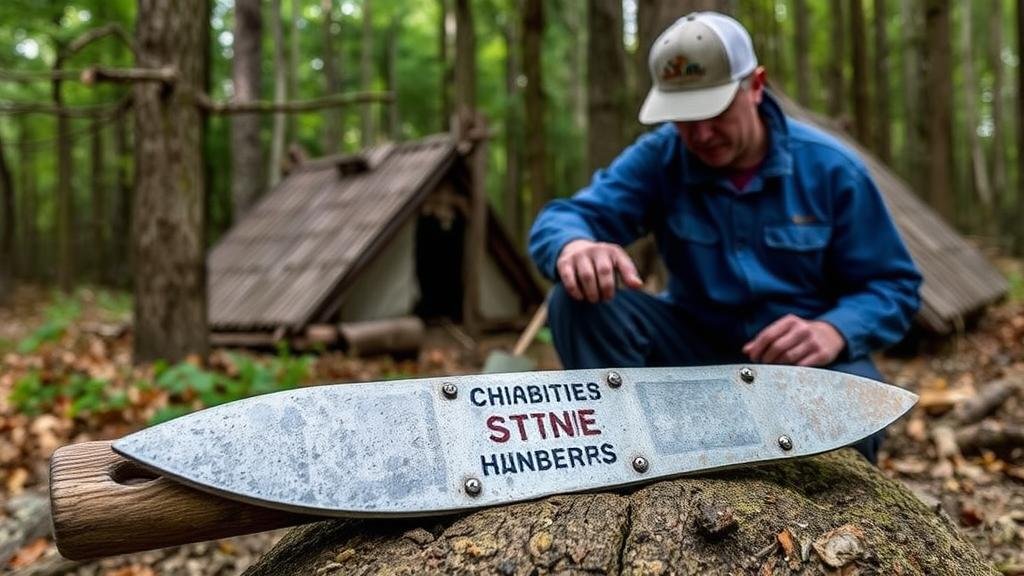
[0, 126, 14, 302]
[384, 17, 400, 140]
[322, 0, 343, 154]
[873, 0, 891, 164]
[587, 0, 627, 174]
[269, 0, 287, 184]
[989, 0, 1007, 212]
[504, 0, 522, 243]
[289, 0, 301, 145]
[361, 0, 375, 146]
[922, 0, 953, 220]
[454, 0, 476, 112]
[90, 116, 108, 283]
[53, 33, 73, 291]
[960, 0, 993, 231]
[793, 0, 811, 107]
[900, 0, 922, 191]
[114, 106, 132, 286]
[17, 120, 36, 281]
[133, 0, 209, 362]
[439, 0, 452, 131]
[851, 0, 871, 146]
[827, 0, 846, 121]
[1017, 0, 1024, 253]
[522, 0, 545, 219]
[230, 0, 264, 220]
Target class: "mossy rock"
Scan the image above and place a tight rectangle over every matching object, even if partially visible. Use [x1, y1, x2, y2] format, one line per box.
[244, 449, 997, 575]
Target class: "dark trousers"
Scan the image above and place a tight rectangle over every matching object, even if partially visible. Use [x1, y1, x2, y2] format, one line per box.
[547, 284, 886, 464]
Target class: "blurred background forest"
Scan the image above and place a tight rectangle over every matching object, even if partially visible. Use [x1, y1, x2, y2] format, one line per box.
[1, 0, 1024, 296]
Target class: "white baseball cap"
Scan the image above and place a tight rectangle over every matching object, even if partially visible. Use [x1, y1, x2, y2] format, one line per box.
[639, 12, 758, 124]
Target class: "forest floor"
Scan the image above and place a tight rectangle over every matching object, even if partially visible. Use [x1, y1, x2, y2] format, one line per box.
[0, 273, 1022, 575]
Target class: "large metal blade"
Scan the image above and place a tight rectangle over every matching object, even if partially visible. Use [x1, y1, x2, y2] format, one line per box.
[113, 365, 916, 517]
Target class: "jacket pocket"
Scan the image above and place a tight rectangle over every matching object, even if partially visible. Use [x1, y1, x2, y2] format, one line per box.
[763, 224, 832, 252]
[667, 215, 720, 245]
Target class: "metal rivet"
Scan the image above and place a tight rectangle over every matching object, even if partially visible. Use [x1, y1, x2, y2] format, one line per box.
[778, 435, 793, 451]
[442, 383, 458, 399]
[740, 367, 755, 383]
[464, 478, 482, 496]
[632, 456, 649, 473]
[606, 371, 623, 388]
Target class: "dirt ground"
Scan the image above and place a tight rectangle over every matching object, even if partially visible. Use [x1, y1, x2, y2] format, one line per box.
[1, 287, 1022, 575]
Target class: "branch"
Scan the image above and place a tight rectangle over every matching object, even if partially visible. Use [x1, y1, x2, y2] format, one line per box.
[65, 23, 137, 59]
[0, 67, 176, 86]
[198, 91, 394, 115]
[0, 95, 131, 118]
[0, 69, 86, 82]
[80, 66, 177, 86]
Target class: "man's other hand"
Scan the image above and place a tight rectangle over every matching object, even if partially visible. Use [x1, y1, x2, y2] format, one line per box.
[742, 314, 846, 366]
[556, 239, 644, 303]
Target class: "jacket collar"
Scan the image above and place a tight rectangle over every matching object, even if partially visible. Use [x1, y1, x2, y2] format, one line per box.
[680, 90, 793, 191]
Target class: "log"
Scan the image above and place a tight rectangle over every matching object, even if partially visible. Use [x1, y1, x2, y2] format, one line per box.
[243, 450, 998, 575]
[339, 316, 425, 357]
[953, 377, 1021, 425]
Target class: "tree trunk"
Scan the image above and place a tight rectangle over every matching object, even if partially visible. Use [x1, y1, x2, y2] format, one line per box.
[873, 0, 891, 164]
[454, 0, 476, 113]
[504, 0, 522, 245]
[793, 0, 811, 107]
[384, 17, 400, 141]
[900, 0, 923, 193]
[587, 0, 627, 174]
[0, 128, 14, 304]
[361, 0, 375, 147]
[827, 0, 846, 122]
[522, 0, 546, 221]
[133, 0, 209, 363]
[567, 0, 587, 189]
[243, 450, 997, 575]
[960, 0, 993, 234]
[269, 0, 287, 186]
[321, 0, 342, 155]
[90, 116, 108, 284]
[17, 120, 36, 281]
[230, 0, 263, 221]
[923, 0, 953, 221]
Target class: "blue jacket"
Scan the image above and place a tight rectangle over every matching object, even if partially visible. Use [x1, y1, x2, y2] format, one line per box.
[529, 93, 923, 360]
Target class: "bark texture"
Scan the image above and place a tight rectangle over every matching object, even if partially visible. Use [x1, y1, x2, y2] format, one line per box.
[244, 450, 997, 575]
[587, 0, 627, 174]
[132, 0, 208, 362]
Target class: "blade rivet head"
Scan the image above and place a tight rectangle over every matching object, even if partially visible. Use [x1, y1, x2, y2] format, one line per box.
[778, 435, 793, 451]
[740, 368, 756, 383]
[632, 456, 649, 473]
[606, 371, 623, 388]
[464, 477, 482, 496]
[442, 383, 458, 399]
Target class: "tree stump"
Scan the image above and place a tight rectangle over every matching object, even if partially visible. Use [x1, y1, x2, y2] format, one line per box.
[243, 450, 997, 575]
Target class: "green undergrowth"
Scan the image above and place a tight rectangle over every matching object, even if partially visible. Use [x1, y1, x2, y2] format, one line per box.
[9, 345, 316, 426]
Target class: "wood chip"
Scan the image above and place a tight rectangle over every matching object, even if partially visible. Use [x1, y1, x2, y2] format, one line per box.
[812, 524, 865, 568]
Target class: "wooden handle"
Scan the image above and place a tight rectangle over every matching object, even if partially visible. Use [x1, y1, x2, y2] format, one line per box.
[512, 302, 549, 357]
[50, 441, 320, 560]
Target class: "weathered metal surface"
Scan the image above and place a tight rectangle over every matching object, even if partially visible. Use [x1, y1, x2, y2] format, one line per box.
[113, 365, 916, 518]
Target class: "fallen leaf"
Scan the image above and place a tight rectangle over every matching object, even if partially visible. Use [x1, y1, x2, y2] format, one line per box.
[104, 565, 157, 576]
[7, 538, 49, 568]
[960, 504, 985, 527]
[5, 466, 28, 494]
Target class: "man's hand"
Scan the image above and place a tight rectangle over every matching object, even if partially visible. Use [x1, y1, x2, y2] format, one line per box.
[742, 314, 846, 366]
[556, 239, 644, 303]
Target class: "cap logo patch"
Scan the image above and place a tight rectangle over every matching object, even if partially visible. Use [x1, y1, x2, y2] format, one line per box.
[661, 54, 706, 82]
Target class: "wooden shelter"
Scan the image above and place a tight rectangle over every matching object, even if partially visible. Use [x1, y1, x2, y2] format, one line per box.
[207, 133, 543, 348]
[776, 92, 1009, 334]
